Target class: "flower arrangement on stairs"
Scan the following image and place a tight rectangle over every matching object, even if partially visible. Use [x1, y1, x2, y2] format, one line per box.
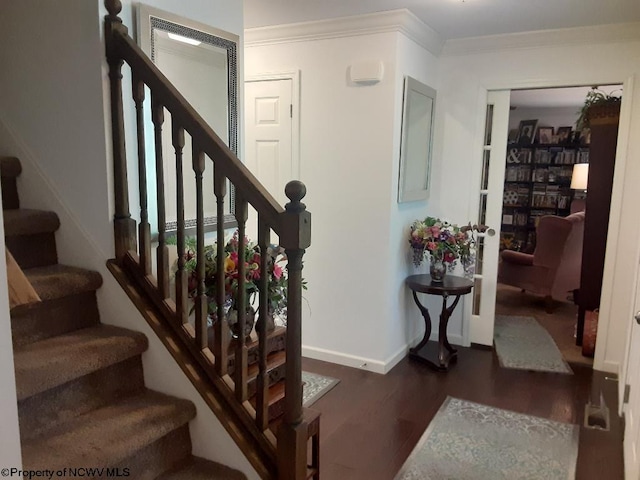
[175, 231, 294, 338]
[409, 216, 486, 282]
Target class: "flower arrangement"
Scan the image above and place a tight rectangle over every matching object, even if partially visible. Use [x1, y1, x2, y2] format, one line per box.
[177, 231, 290, 319]
[409, 216, 485, 273]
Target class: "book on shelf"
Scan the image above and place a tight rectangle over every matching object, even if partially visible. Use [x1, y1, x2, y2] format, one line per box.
[533, 168, 548, 182]
[531, 184, 546, 207]
[517, 186, 530, 206]
[544, 185, 559, 208]
[518, 149, 532, 164]
[514, 212, 528, 226]
[534, 149, 552, 164]
[577, 149, 590, 163]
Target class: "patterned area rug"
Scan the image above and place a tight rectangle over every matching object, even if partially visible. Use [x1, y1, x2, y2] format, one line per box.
[395, 397, 579, 480]
[302, 371, 339, 407]
[494, 315, 573, 374]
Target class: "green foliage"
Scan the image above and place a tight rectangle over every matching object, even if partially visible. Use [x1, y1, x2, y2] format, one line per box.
[576, 86, 622, 130]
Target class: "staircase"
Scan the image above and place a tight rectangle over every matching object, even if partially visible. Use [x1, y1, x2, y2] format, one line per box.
[3, 155, 246, 478]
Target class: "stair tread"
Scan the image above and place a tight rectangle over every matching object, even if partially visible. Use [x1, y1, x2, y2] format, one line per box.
[22, 390, 196, 471]
[0, 156, 21, 178]
[247, 350, 286, 380]
[157, 456, 247, 480]
[22, 264, 103, 302]
[14, 324, 148, 401]
[3, 208, 60, 236]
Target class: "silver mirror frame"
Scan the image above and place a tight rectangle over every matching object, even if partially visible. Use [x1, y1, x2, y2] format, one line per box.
[398, 76, 436, 203]
[137, 4, 238, 233]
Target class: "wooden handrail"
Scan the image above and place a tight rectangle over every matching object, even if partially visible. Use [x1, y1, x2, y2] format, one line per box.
[103, 1, 314, 479]
[111, 29, 285, 232]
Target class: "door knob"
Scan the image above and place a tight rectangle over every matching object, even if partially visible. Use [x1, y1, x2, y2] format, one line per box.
[636, 311, 640, 325]
[486, 228, 496, 237]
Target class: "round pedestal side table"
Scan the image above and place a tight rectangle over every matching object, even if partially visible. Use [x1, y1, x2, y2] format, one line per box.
[405, 274, 474, 372]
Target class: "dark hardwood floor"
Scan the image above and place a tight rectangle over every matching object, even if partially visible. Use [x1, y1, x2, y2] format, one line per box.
[302, 348, 624, 480]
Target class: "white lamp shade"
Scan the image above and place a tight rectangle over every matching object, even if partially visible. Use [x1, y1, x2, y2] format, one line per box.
[571, 163, 589, 190]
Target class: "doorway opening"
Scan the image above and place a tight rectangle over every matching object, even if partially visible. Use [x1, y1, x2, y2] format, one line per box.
[495, 84, 622, 369]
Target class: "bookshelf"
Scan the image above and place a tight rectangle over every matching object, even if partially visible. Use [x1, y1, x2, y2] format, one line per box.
[500, 143, 589, 252]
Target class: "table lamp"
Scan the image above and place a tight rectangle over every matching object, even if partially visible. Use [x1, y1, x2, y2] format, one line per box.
[571, 163, 589, 191]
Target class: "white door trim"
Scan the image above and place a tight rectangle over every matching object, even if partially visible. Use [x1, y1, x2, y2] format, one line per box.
[246, 70, 301, 180]
[469, 75, 637, 378]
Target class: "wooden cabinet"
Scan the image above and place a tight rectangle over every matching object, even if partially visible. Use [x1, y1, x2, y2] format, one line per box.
[501, 143, 588, 252]
[576, 106, 620, 346]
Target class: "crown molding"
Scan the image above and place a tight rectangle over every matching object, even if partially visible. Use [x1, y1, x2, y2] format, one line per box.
[244, 9, 444, 56]
[442, 22, 640, 56]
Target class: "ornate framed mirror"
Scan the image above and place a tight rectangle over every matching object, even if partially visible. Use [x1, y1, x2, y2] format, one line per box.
[137, 4, 238, 233]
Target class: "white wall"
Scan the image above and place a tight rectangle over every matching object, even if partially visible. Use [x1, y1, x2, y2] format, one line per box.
[436, 34, 640, 375]
[246, 32, 401, 372]
[386, 34, 444, 365]
[0, 1, 257, 477]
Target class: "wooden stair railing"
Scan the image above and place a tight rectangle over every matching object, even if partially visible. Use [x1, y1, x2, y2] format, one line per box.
[103, 2, 314, 479]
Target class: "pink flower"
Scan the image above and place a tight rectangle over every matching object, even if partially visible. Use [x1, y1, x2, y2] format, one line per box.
[273, 264, 283, 280]
[427, 242, 437, 251]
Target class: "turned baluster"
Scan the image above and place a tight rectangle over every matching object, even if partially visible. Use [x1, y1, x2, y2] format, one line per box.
[234, 195, 249, 401]
[132, 75, 151, 275]
[256, 217, 271, 431]
[193, 147, 208, 350]
[214, 170, 229, 376]
[152, 95, 170, 299]
[173, 120, 188, 325]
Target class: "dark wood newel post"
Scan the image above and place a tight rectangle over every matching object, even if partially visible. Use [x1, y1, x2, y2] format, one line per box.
[105, 0, 136, 262]
[278, 180, 311, 480]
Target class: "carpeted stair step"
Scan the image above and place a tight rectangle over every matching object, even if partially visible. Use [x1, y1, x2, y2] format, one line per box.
[19, 356, 146, 442]
[21, 390, 197, 473]
[157, 456, 247, 479]
[14, 324, 148, 401]
[4, 208, 60, 268]
[24, 264, 103, 301]
[1, 156, 22, 209]
[11, 265, 104, 347]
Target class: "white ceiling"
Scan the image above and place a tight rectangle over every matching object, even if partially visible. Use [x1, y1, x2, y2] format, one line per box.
[243, 0, 640, 39]
[510, 85, 623, 108]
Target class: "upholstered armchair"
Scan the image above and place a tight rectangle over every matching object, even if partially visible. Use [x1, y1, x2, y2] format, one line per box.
[498, 212, 585, 312]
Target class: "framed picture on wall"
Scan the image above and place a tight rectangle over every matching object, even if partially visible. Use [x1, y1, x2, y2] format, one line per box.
[557, 126, 573, 145]
[516, 119, 538, 145]
[538, 127, 554, 144]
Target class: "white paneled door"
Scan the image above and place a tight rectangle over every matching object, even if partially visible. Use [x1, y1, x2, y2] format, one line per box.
[467, 90, 510, 346]
[245, 78, 295, 206]
[624, 264, 640, 479]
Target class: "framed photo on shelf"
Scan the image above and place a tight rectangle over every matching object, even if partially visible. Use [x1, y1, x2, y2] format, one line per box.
[556, 126, 573, 145]
[538, 127, 554, 144]
[508, 129, 519, 143]
[579, 128, 591, 145]
[516, 119, 538, 145]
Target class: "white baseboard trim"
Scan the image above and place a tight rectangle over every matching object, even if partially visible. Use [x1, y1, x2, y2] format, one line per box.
[596, 360, 620, 376]
[303, 333, 465, 375]
[302, 345, 387, 374]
